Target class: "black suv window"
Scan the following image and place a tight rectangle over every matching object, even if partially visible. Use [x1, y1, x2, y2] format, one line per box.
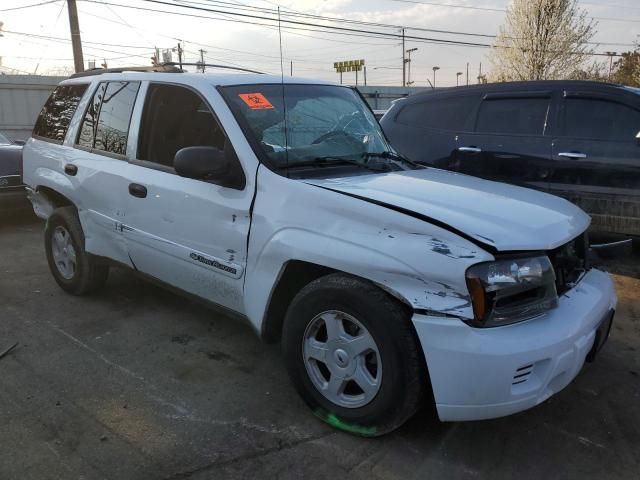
[476, 96, 549, 135]
[33, 84, 88, 143]
[563, 97, 640, 142]
[137, 84, 226, 167]
[77, 81, 140, 156]
[396, 95, 477, 131]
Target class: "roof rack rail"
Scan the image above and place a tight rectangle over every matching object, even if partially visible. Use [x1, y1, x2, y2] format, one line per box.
[163, 62, 265, 74]
[69, 64, 183, 78]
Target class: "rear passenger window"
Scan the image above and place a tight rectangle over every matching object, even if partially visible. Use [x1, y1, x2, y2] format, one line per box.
[563, 98, 640, 142]
[33, 84, 88, 143]
[475, 97, 549, 135]
[77, 81, 140, 155]
[396, 96, 477, 131]
[137, 84, 226, 167]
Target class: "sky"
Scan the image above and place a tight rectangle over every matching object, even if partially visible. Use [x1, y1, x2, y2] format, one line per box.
[0, 0, 638, 87]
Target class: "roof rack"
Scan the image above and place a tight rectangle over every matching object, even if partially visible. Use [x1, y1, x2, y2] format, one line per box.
[69, 64, 182, 78]
[68, 62, 264, 79]
[163, 62, 265, 74]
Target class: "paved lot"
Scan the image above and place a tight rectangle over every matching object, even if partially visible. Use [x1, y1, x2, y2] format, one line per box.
[1, 213, 639, 480]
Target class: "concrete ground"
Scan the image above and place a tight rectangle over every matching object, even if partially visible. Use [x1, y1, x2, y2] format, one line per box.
[1, 213, 639, 480]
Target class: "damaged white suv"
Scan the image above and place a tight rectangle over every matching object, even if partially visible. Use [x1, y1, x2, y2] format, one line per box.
[23, 69, 616, 436]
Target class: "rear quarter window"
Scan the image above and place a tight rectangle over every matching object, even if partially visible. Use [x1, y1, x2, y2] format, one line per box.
[33, 84, 88, 143]
[395, 95, 478, 131]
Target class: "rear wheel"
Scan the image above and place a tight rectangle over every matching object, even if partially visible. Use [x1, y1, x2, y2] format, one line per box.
[45, 207, 109, 295]
[282, 273, 426, 436]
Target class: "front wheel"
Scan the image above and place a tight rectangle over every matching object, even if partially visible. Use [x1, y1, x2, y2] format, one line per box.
[45, 206, 109, 295]
[282, 273, 427, 436]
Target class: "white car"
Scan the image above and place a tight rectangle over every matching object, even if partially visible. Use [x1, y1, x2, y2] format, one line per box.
[23, 69, 616, 436]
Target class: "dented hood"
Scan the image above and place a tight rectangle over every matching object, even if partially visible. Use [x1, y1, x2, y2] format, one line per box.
[305, 168, 590, 252]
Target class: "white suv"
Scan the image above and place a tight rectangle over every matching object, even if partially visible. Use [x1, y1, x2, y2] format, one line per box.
[23, 69, 616, 436]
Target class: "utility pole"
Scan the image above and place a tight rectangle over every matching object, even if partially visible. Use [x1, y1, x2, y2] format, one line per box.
[466, 62, 469, 86]
[478, 62, 482, 84]
[432, 66, 440, 88]
[606, 51, 617, 79]
[401, 28, 406, 87]
[198, 49, 206, 72]
[364, 66, 367, 86]
[290, 60, 293, 76]
[406, 47, 418, 85]
[177, 41, 183, 69]
[67, 0, 84, 73]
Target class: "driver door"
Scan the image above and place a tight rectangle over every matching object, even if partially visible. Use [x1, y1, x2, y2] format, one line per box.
[122, 82, 252, 313]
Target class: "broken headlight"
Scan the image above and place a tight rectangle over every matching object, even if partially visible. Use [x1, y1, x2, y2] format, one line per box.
[465, 255, 558, 327]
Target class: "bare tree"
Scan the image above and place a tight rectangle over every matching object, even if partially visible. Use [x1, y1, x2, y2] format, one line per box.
[489, 0, 596, 81]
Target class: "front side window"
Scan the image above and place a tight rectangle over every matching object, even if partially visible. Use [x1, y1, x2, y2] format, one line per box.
[137, 84, 226, 167]
[221, 84, 396, 172]
[563, 97, 640, 142]
[0, 132, 10, 145]
[475, 97, 550, 136]
[33, 84, 88, 143]
[77, 81, 140, 155]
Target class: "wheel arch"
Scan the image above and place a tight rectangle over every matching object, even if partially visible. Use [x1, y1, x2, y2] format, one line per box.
[260, 259, 414, 344]
[28, 185, 76, 220]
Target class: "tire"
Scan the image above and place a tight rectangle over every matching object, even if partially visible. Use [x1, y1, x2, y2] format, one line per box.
[282, 273, 426, 437]
[45, 206, 109, 295]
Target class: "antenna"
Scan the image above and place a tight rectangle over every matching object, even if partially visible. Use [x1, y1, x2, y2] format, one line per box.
[277, 6, 290, 171]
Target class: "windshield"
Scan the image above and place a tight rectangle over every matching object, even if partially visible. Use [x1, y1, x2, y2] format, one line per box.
[221, 84, 399, 172]
[0, 132, 10, 145]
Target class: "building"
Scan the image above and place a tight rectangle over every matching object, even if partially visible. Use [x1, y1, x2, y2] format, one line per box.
[0, 75, 66, 141]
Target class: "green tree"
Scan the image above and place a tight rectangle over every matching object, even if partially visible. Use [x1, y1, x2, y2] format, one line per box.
[611, 49, 640, 87]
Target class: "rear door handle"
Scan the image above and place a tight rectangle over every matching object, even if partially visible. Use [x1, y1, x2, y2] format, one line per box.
[458, 146, 482, 153]
[128, 183, 147, 198]
[64, 164, 78, 176]
[558, 152, 587, 160]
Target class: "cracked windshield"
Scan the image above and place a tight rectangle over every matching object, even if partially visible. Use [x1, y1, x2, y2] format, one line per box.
[223, 84, 401, 172]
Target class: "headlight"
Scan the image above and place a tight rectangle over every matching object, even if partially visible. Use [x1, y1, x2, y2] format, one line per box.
[465, 255, 558, 327]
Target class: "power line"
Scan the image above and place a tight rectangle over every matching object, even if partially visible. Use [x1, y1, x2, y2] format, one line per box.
[0, 0, 61, 12]
[80, 0, 636, 57]
[2, 30, 156, 61]
[85, 0, 501, 48]
[187, 0, 637, 47]
[387, 0, 640, 23]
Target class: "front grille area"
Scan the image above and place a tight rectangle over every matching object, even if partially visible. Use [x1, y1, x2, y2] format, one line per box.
[548, 232, 589, 294]
[512, 364, 534, 385]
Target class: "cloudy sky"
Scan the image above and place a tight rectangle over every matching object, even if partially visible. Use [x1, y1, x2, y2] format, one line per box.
[0, 0, 638, 86]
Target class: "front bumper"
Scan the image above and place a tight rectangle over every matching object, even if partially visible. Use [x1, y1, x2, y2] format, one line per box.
[412, 268, 617, 422]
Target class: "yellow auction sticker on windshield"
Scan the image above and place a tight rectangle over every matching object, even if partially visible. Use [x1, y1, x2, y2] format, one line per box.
[238, 93, 274, 110]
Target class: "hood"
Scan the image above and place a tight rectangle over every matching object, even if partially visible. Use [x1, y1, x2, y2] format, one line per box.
[305, 168, 590, 252]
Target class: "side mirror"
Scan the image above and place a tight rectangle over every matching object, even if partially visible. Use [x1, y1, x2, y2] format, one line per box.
[12, 140, 26, 146]
[174, 146, 228, 180]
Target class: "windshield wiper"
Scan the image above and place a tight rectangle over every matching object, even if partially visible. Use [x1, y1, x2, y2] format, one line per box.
[363, 151, 423, 169]
[279, 156, 383, 171]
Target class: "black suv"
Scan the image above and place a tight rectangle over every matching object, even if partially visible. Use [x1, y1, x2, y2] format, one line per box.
[381, 81, 640, 236]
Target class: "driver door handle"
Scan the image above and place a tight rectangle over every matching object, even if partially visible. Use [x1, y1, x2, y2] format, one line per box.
[128, 183, 147, 198]
[558, 152, 587, 160]
[458, 146, 482, 153]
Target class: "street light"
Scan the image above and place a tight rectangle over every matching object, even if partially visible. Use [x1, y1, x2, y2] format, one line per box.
[432, 66, 440, 88]
[405, 47, 418, 86]
[456, 71, 463, 86]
